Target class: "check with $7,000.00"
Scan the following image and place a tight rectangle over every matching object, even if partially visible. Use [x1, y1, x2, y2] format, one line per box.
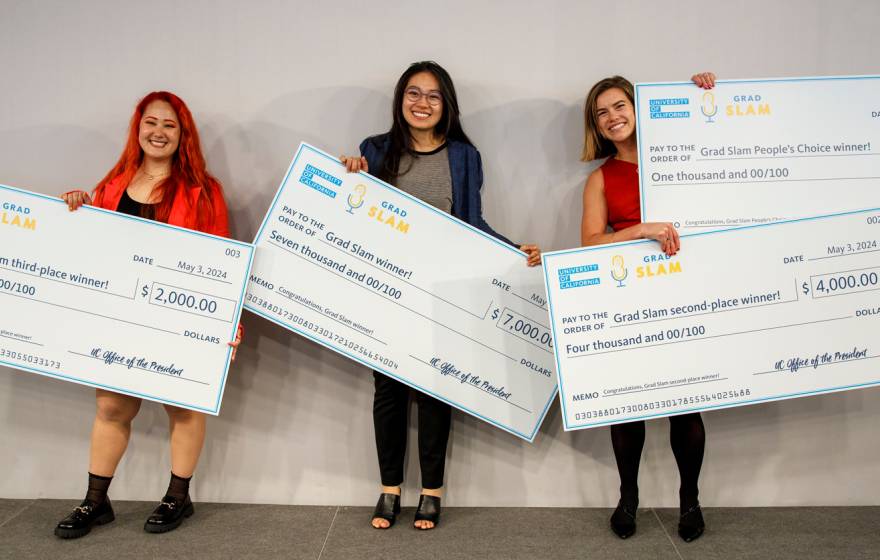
[245, 143, 558, 441]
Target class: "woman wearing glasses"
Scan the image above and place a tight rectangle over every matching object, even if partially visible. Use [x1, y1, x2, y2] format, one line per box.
[341, 60, 540, 531]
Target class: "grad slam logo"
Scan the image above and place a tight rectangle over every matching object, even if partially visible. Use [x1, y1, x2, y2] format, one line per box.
[700, 92, 718, 123]
[699, 92, 770, 123]
[610, 255, 628, 287]
[725, 94, 771, 117]
[1, 201, 36, 231]
[344, 183, 411, 235]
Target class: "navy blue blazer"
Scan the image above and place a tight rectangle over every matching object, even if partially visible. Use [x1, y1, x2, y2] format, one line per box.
[359, 133, 515, 246]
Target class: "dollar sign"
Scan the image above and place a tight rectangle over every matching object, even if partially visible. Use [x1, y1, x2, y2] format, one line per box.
[801, 281, 810, 295]
[141, 285, 149, 298]
[492, 308, 499, 320]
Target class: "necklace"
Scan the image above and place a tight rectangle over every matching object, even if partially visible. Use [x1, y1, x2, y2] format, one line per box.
[140, 168, 170, 181]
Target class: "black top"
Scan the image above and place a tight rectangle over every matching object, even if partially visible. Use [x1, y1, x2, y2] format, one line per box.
[116, 189, 156, 220]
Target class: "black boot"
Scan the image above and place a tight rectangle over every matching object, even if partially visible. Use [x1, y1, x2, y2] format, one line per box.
[609, 498, 638, 539]
[54, 498, 115, 539]
[678, 504, 705, 542]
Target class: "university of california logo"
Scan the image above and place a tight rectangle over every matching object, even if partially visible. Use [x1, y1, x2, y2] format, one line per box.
[299, 164, 342, 199]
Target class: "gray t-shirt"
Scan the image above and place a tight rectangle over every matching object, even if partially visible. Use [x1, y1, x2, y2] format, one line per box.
[395, 145, 453, 214]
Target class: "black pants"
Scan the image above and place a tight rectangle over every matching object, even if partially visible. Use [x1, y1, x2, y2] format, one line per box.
[372, 372, 451, 489]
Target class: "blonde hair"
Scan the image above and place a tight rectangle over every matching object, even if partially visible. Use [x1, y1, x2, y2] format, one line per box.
[581, 76, 635, 162]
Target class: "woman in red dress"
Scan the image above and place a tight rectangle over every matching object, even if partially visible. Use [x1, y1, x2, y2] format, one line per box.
[581, 73, 715, 542]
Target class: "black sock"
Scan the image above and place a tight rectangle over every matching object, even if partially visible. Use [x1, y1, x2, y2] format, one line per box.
[669, 413, 705, 513]
[165, 472, 192, 503]
[85, 472, 113, 506]
[610, 421, 645, 506]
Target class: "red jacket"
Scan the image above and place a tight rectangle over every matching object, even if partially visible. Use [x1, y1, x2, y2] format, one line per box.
[88, 175, 243, 342]
[93, 175, 230, 238]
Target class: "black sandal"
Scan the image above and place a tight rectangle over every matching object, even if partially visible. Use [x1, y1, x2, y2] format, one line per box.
[371, 493, 400, 529]
[413, 494, 441, 529]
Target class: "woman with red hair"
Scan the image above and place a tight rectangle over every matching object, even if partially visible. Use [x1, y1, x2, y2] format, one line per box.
[54, 91, 241, 538]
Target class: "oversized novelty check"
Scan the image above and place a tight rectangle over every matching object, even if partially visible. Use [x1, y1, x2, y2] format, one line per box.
[543, 208, 880, 430]
[636, 75, 880, 232]
[0, 185, 254, 414]
[245, 143, 556, 441]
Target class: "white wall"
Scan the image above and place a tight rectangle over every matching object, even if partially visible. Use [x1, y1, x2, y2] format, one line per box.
[2, 0, 879, 506]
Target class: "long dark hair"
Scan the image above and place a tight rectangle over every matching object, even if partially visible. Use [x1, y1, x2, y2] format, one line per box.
[377, 61, 473, 183]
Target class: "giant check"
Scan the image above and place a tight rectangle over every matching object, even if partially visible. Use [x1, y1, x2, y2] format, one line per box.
[245, 143, 556, 441]
[543, 209, 880, 430]
[636, 76, 880, 232]
[0, 185, 254, 414]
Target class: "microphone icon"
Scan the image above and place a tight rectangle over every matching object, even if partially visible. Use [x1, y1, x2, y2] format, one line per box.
[346, 184, 366, 214]
[701, 91, 718, 123]
[610, 255, 628, 288]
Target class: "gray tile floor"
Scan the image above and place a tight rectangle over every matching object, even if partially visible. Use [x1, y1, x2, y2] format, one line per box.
[1, 499, 877, 560]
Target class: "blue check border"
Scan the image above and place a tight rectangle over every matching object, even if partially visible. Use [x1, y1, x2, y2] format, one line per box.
[0, 183, 256, 415]
[542, 206, 880, 430]
[246, 142, 554, 442]
[634, 74, 880, 223]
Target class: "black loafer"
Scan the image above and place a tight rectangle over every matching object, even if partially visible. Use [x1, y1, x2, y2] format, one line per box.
[144, 495, 194, 534]
[413, 494, 441, 529]
[371, 493, 400, 529]
[54, 498, 115, 539]
[678, 504, 705, 542]
[610, 499, 638, 539]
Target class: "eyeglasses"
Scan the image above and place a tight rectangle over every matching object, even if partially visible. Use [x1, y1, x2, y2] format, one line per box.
[404, 87, 443, 106]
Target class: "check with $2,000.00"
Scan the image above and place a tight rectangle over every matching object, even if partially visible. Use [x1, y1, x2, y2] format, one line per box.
[0, 184, 254, 414]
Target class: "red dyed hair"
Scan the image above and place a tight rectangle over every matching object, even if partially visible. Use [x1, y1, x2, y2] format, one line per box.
[93, 91, 223, 230]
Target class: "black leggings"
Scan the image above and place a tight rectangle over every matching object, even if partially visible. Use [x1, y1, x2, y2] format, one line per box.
[372, 372, 451, 489]
[610, 413, 705, 509]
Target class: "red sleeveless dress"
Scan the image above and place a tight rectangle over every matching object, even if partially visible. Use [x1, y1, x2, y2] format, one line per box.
[601, 158, 640, 231]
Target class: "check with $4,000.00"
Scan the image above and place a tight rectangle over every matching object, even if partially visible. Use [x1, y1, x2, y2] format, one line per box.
[245, 143, 557, 441]
[0, 184, 254, 414]
[543, 208, 880, 429]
